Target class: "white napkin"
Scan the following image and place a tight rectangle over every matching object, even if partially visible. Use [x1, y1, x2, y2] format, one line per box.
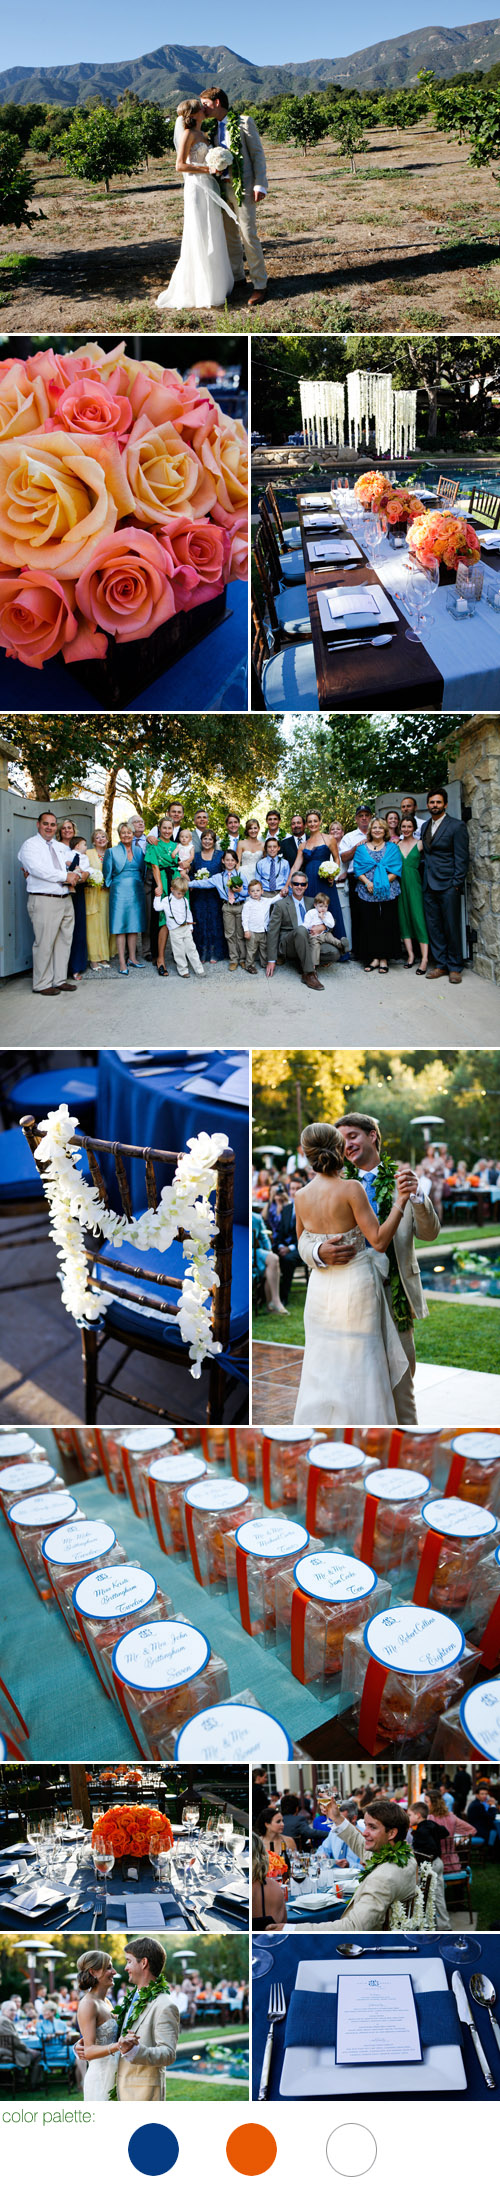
[476, 530, 500, 547]
[309, 537, 362, 563]
[328, 588, 380, 630]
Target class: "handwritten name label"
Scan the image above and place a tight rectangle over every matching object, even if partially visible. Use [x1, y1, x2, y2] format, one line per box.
[42, 1520, 116, 1566]
[174, 1702, 294, 1762]
[74, 1565, 158, 1619]
[422, 1497, 497, 1539]
[112, 1619, 210, 1690]
[364, 1468, 430, 1502]
[235, 1518, 309, 1559]
[308, 1442, 366, 1473]
[460, 1677, 500, 1758]
[184, 1477, 248, 1512]
[294, 1551, 377, 1603]
[364, 1604, 464, 1673]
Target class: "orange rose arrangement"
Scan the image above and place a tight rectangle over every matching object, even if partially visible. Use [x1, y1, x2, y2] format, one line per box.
[407, 511, 480, 573]
[0, 342, 248, 679]
[371, 487, 424, 523]
[354, 471, 388, 508]
[91, 1803, 173, 1856]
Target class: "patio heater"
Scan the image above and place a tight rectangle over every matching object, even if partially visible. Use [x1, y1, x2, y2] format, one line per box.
[17, 1939, 53, 2002]
[409, 1115, 445, 1168]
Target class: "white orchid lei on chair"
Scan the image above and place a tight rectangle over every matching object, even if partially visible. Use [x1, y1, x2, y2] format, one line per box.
[389, 1862, 437, 1934]
[34, 1105, 230, 1379]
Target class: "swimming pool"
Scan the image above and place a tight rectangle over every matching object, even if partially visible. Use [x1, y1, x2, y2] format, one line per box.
[175, 2040, 249, 2082]
[420, 1249, 500, 1298]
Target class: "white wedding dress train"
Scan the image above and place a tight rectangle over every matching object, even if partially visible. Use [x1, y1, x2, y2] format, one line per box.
[294, 1227, 408, 1424]
[83, 2016, 119, 2101]
[157, 145, 235, 309]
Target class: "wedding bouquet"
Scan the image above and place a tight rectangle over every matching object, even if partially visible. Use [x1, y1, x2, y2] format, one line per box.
[0, 342, 248, 680]
[206, 145, 234, 177]
[229, 870, 244, 890]
[318, 856, 340, 880]
[407, 509, 480, 573]
[195, 866, 210, 879]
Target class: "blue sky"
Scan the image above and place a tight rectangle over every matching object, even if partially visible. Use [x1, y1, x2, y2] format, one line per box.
[0, 1, 491, 73]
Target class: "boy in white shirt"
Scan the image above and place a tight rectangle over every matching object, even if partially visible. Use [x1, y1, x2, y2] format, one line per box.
[155, 877, 205, 979]
[303, 893, 338, 968]
[241, 877, 269, 973]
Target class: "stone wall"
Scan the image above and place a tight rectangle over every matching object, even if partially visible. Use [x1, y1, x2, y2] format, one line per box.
[448, 712, 500, 983]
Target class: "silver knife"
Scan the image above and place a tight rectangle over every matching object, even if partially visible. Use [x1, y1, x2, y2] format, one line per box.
[451, 1969, 497, 2087]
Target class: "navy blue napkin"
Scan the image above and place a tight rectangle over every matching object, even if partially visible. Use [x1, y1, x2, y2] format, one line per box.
[285, 1987, 462, 2057]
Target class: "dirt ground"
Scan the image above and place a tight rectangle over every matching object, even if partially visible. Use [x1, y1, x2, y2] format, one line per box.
[1, 119, 500, 334]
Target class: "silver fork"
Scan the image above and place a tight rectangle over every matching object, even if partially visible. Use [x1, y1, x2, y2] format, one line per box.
[258, 1982, 286, 2099]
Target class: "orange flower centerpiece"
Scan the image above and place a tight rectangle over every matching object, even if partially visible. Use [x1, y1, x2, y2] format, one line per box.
[92, 1802, 173, 1872]
[354, 471, 389, 508]
[407, 510, 481, 582]
[0, 343, 248, 702]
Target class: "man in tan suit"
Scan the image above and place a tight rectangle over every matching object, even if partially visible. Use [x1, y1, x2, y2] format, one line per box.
[116, 1939, 180, 2103]
[297, 1108, 440, 1425]
[200, 88, 269, 304]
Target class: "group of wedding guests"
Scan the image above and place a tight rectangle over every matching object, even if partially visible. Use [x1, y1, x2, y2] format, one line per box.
[251, 1771, 500, 1935]
[18, 785, 469, 997]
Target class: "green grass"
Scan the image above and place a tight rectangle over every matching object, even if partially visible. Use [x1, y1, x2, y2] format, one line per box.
[415, 1301, 500, 1371]
[470, 1860, 500, 1930]
[429, 1224, 500, 1247]
[253, 1297, 305, 1349]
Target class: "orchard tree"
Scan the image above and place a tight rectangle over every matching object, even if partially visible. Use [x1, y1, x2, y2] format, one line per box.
[63, 107, 141, 193]
[135, 102, 172, 167]
[30, 108, 77, 159]
[329, 105, 368, 173]
[0, 135, 43, 228]
[268, 95, 330, 157]
[0, 102, 47, 146]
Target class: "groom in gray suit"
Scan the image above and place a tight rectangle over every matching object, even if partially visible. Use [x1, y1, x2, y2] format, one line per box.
[200, 86, 268, 303]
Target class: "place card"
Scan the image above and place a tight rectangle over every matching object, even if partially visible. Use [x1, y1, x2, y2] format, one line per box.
[125, 1897, 167, 1927]
[459, 1675, 500, 1758]
[336, 1972, 422, 2066]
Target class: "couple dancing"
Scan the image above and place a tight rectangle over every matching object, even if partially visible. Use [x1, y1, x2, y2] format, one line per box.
[158, 84, 268, 311]
[77, 1939, 179, 2102]
[294, 1110, 440, 1426]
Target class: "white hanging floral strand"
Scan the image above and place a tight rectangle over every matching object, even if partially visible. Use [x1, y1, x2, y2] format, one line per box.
[34, 1105, 230, 1379]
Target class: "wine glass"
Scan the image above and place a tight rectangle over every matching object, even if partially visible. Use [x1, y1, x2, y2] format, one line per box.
[149, 1835, 172, 1890]
[403, 569, 430, 641]
[93, 1836, 114, 1916]
[416, 553, 440, 624]
[438, 1935, 482, 1960]
[182, 1803, 200, 1838]
[289, 1854, 307, 1896]
[308, 1854, 320, 1888]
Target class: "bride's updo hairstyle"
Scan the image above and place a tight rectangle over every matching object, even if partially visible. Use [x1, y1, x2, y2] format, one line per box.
[177, 99, 204, 129]
[77, 1951, 110, 1994]
[301, 1122, 345, 1177]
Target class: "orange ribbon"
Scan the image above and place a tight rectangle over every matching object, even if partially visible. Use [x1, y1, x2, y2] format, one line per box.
[120, 1449, 143, 1518]
[478, 1591, 500, 1671]
[113, 1672, 149, 1752]
[358, 1654, 389, 1751]
[261, 1438, 272, 1508]
[360, 1491, 380, 1566]
[228, 1429, 239, 1477]
[183, 1498, 203, 1583]
[235, 1545, 252, 1634]
[148, 1477, 169, 1555]
[412, 1528, 445, 1605]
[94, 1431, 116, 1492]
[291, 1584, 309, 1682]
[444, 1452, 467, 1497]
[75, 1611, 112, 1696]
[387, 1432, 403, 1467]
[0, 1675, 29, 1735]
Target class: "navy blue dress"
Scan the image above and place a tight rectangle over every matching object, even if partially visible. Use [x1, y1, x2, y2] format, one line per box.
[67, 854, 88, 977]
[191, 853, 228, 962]
[302, 841, 346, 944]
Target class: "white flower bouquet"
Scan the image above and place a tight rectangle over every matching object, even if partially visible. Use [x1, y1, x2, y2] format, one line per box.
[206, 145, 234, 176]
[318, 856, 340, 880]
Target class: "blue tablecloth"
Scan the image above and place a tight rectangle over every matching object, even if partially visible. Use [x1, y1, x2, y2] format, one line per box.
[96, 1050, 249, 1223]
[251, 1932, 500, 2100]
[0, 1847, 248, 1933]
[0, 583, 247, 710]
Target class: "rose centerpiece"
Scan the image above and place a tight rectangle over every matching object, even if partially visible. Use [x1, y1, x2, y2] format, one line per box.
[407, 510, 481, 583]
[92, 1802, 173, 1877]
[354, 471, 389, 508]
[0, 343, 248, 701]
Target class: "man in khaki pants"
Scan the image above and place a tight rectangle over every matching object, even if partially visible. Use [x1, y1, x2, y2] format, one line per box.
[116, 1939, 180, 2103]
[201, 87, 268, 305]
[17, 810, 77, 994]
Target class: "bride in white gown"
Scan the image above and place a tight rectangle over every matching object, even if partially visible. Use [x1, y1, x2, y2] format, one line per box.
[293, 1121, 410, 1425]
[76, 1951, 128, 2101]
[157, 101, 235, 311]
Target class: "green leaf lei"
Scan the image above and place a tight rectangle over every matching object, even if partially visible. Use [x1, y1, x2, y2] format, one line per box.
[203, 111, 245, 204]
[108, 1975, 166, 2101]
[344, 1154, 412, 1334]
[358, 1838, 412, 1881]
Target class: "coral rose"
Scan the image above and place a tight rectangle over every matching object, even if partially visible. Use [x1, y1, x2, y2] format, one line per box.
[0, 570, 79, 668]
[52, 374, 133, 444]
[118, 367, 217, 436]
[125, 417, 215, 522]
[159, 515, 229, 609]
[0, 430, 134, 579]
[191, 409, 248, 525]
[0, 361, 52, 442]
[224, 518, 248, 583]
[75, 526, 176, 643]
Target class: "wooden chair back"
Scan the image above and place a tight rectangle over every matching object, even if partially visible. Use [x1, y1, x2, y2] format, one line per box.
[254, 529, 280, 634]
[468, 485, 500, 528]
[265, 481, 286, 548]
[258, 498, 284, 585]
[436, 475, 459, 507]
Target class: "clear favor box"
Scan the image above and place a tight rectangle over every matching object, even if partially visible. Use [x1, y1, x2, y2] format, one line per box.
[200, 1428, 232, 1468]
[173, 1698, 296, 1763]
[42, 1518, 127, 1642]
[275, 1548, 390, 1700]
[181, 1476, 259, 1592]
[7, 1489, 83, 1599]
[341, 1602, 480, 1754]
[225, 1515, 320, 1643]
[355, 1466, 433, 1582]
[73, 1564, 172, 1698]
[111, 1618, 229, 1758]
[145, 1451, 208, 1556]
[356, 1429, 443, 1472]
[448, 1542, 500, 1668]
[229, 1428, 263, 1488]
[437, 1431, 500, 1509]
[93, 1429, 127, 1496]
[0, 1456, 62, 1518]
[53, 1429, 102, 1477]
[114, 1427, 180, 1516]
[296, 1441, 369, 1541]
[261, 1426, 318, 1511]
[405, 1495, 499, 1614]
[432, 1676, 500, 1763]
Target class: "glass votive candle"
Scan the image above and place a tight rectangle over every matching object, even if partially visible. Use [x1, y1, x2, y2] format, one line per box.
[486, 580, 500, 612]
[407, 1496, 499, 1614]
[275, 1548, 390, 1700]
[341, 1603, 480, 1754]
[73, 1564, 172, 1698]
[116, 1428, 179, 1517]
[452, 1543, 500, 1670]
[296, 1441, 369, 1541]
[145, 1452, 208, 1556]
[7, 1489, 84, 1600]
[200, 1428, 231, 1468]
[0, 1677, 30, 1760]
[432, 1676, 500, 1763]
[355, 1467, 432, 1582]
[0, 1457, 62, 1519]
[225, 1515, 319, 1643]
[438, 1431, 500, 1509]
[181, 1477, 259, 1592]
[41, 1518, 128, 1642]
[173, 1699, 295, 1763]
[261, 1426, 318, 1511]
[111, 1618, 229, 1758]
[229, 1428, 263, 1488]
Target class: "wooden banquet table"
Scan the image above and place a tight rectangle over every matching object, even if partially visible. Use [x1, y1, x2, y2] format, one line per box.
[297, 495, 500, 709]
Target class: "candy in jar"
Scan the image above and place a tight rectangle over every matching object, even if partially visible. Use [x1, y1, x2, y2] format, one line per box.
[448, 1543, 500, 1669]
[0, 1676, 30, 1760]
[383, 1428, 443, 1473]
[0, 1455, 62, 1518]
[7, 1490, 84, 1599]
[145, 1452, 208, 1556]
[275, 1548, 391, 1700]
[355, 1467, 432, 1582]
[432, 1676, 500, 1763]
[181, 1477, 259, 1592]
[42, 1518, 128, 1642]
[341, 1603, 480, 1754]
[173, 1700, 295, 1763]
[200, 1428, 231, 1468]
[116, 1428, 179, 1517]
[225, 1515, 320, 1643]
[408, 1496, 499, 1615]
[229, 1428, 263, 1488]
[261, 1426, 317, 1511]
[111, 1618, 229, 1758]
[0, 1431, 47, 1471]
[296, 1441, 369, 1541]
[73, 1564, 173, 1698]
[438, 1431, 500, 1510]
[93, 1430, 126, 1496]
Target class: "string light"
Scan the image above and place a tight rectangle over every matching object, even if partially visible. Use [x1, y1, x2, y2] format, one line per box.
[299, 374, 417, 459]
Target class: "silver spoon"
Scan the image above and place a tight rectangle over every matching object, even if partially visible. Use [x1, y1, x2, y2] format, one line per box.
[336, 1940, 420, 1957]
[326, 633, 393, 653]
[470, 1974, 500, 2054]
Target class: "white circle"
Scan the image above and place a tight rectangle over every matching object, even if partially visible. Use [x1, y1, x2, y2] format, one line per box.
[148, 1453, 207, 1487]
[451, 1433, 500, 1463]
[119, 1427, 175, 1453]
[235, 1517, 309, 1559]
[421, 1497, 497, 1539]
[364, 1468, 430, 1502]
[262, 1425, 316, 1441]
[174, 1702, 294, 1762]
[74, 1564, 157, 1619]
[0, 1462, 56, 1494]
[308, 1442, 366, 1472]
[459, 1677, 500, 1759]
[8, 1492, 79, 1528]
[294, 1551, 376, 1603]
[326, 2125, 377, 2178]
[184, 1476, 248, 1511]
[0, 1433, 37, 1458]
[42, 1519, 116, 1566]
[364, 1604, 464, 1674]
[112, 1618, 210, 1690]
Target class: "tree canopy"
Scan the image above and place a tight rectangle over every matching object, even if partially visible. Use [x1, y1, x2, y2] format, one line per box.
[252, 1050, 500, 1168]
[252, 334, 500, 444]
[7, 713, 285, 813]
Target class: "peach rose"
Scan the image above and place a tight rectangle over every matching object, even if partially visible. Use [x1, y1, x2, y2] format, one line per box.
[0, 569, 79, 668]
[192, 409, 248, 525]
[0, 430, 134, 579]
[75, 526, 176, 643]
[51, 375, 133, 444]
[122, 368, 217, 437]
[125, 418, 215, 524]
[0, 361, 52, 442]
[159, 515, 229, 609]
[224, 517, 248, 583]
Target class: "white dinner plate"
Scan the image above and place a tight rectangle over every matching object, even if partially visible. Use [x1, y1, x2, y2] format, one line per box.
[279, 1955, 466, 2096]
[308, 537, 364, 564]
[299, 495, 334, 509]
[318, 584, 399, 634]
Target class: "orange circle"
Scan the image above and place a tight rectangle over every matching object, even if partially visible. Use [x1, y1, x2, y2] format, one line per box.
[226, 2125, 277, 2177]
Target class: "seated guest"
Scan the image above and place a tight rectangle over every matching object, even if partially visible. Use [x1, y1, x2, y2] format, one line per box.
[0, 2013, 43, 2085]
[86, 828, 113, 969]
[213, 851, 247, 968]
[317, 1803, 360, 1871]
[156, 878, 204, 981]
[191, 831, 228, 962]
[273, 1170, 304, 1305]
[102, 822, 146, 976]
[256, 837, 290, 900]
[17, 809, 77, 996]
[252, 1210, 287, 1314]
[67, 836, 90, 982]
[467, 1783, 500, 1849]
[242, 878, 269, 971]
[303, 893, 340, 963]
[280, 813, 306, 867]
[280, 1795, 313, 1842]
[426, 1789, 472, 1872]
[266, 872, 324, 992]
[237, 817, 265, 879]
[352, 817, 403, 973]
[398, 813, 429, 973]
[325, 1797, 417, 1931]
[256, 1801, 297, 1879]
[252, 1835, 287, 1929]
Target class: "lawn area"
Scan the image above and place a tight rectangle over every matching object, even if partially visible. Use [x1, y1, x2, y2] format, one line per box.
[164, 2078, 248, 2100]
[471, 1862, 500, 1930]
[431, 1226, 500, 1247]
[253, 1292, 500, 1372]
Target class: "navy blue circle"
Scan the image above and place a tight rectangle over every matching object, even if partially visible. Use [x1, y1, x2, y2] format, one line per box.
[128, 2125, 179, 2177]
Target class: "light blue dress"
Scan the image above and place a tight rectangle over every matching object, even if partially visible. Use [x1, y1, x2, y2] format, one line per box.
[102, 843, 146, 935]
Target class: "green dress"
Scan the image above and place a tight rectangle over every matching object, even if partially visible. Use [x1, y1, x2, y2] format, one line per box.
[144, 837, 182, 897]
[398, 840, 428, 945]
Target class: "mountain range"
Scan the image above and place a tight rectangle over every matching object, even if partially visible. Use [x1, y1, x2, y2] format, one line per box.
[1, 21, 500, 108]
